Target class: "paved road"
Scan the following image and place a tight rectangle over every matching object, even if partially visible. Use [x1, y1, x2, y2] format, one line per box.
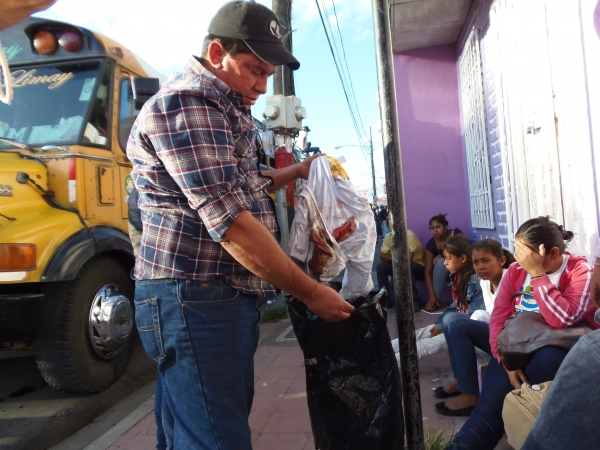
[0, 335, 156, 450]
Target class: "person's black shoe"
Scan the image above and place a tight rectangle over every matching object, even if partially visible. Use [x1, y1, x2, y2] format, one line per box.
[434, 401, 475, 417]
[432, 386, 461, 399]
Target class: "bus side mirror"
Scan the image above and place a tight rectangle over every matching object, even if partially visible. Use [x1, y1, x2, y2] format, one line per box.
[131, 77, 159, 109]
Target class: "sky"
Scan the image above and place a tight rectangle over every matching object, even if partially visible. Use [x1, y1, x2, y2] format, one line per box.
[35, 0, 388, 202]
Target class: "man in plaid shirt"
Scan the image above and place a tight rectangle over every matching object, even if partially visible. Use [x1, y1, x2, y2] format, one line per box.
[127, 2, 354, 448]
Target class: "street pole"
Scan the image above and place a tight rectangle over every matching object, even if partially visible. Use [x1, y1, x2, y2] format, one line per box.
[272, 0, 295, 244]
[371, 0, 425, 448]
[273, 0, 294, 97]
[370, 127, 377, 205]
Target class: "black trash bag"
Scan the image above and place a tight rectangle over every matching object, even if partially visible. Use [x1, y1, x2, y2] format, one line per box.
[287, 287, 404, 450]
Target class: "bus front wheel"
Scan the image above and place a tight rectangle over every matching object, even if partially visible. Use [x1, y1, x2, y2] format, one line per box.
[35, 255, 135, 394]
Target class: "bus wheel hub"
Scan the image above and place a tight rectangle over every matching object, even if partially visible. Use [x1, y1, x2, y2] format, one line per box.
[88, 284, 133, 360]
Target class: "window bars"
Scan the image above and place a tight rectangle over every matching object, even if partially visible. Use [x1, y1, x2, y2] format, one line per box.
[459, 29, 495, 229]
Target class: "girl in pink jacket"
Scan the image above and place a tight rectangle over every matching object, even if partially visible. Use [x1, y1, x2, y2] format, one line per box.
[449, 216, 599, 450]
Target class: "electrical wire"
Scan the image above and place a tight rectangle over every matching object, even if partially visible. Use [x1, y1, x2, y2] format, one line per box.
[321, 2, 369, 152]
[314, 0, 370, 166]
[330, 0, 369, 141]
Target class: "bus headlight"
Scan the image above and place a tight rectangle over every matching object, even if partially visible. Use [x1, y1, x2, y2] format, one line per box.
[0, 244, 36, 271]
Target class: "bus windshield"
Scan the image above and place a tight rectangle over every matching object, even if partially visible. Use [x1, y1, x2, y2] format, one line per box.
[0, 60, 109, 148]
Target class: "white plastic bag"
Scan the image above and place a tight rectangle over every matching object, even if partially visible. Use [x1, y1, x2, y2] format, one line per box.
[288, 157, 377, 299]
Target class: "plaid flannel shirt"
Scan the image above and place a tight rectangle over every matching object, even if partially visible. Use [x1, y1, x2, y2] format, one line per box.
[126, 56, 280, 298]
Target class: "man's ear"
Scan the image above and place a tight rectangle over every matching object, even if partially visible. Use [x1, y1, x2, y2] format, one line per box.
[206, 40, 226, 68]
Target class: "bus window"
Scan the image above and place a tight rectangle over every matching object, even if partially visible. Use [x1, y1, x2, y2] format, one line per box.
[118, 79, 141, 152]
[0, 60, 106, 148]
[83, 62, 111, 146]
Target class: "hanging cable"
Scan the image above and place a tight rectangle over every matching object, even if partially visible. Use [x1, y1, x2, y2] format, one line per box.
[315, 0, 370, 166]
[330, 0, 369, 140]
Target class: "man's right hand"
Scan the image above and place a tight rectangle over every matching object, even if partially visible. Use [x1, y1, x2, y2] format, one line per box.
[301, 283, 354, 322]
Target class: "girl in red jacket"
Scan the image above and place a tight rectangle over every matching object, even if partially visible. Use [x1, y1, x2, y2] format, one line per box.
[449, 216, 599, 450]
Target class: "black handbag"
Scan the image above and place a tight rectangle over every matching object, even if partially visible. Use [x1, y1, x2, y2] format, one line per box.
[496, 312, 592, 371]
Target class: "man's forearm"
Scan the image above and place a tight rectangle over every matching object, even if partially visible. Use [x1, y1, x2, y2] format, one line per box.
[221, 210, 318, 300]
[380, 252, 392, 263]
[264, 166, 301, 193]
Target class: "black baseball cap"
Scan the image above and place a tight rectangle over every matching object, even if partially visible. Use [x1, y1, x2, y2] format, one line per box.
[208, 1, 300, 70]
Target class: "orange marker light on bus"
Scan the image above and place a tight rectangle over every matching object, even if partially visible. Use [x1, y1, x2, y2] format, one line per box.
[59, 28, 83, 52]
[0, 244, 36, 271]
[33, 29, 58, 55]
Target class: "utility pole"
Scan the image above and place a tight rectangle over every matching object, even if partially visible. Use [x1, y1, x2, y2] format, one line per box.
[372, 0, 424, 448]
[272, 0, 295, 246]
[273, 0, 294, 97]
[370, 127, 377, 205]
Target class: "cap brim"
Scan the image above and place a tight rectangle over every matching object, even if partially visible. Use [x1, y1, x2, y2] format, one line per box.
[244, 39, 300, 70]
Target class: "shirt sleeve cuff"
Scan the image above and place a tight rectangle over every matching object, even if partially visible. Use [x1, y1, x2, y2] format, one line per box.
[199, 189, 250, 242]
[530, 275, 550, 288]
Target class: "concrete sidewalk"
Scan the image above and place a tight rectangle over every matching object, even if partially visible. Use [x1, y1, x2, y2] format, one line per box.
[72, 310, 510, 450]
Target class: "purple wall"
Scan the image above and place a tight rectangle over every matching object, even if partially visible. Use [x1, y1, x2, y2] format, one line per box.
[393, 45, 471, 247]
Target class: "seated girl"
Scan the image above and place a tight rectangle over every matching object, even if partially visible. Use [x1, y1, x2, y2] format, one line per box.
[424, 213, 463, 311]
[433, 239, 514, 415]
[392, 235, 484, 365]
[448, 217, 599, 450]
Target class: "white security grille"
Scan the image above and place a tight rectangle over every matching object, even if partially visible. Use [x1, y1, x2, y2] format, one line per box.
[459, 29, 495, 229]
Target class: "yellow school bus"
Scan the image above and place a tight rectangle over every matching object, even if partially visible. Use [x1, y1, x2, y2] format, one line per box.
[0, 18, 160, 393]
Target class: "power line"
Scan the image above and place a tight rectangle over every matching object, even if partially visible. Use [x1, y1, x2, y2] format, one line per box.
[321, 0, 368, 147]
[314, 0, 370, 166]
[330, 0, 369, 141]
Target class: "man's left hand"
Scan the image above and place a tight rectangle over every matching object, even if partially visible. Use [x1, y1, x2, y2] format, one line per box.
[296, 153, 326, 180]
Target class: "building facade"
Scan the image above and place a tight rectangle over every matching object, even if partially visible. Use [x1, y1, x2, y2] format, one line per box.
[392, 0, 600, 257]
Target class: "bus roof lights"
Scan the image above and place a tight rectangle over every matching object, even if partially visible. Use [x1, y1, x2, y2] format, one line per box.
[33, 29, 58, 55]
[58, 28, 83, 52]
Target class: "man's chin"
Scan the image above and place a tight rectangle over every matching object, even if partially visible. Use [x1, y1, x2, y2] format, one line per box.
[244, 97, 258, 107]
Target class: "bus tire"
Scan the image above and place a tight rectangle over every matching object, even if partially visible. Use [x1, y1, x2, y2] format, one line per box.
[35, 255, 135, 394]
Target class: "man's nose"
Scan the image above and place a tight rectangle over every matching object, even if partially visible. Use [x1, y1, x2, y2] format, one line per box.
[255, 74, 269, 95]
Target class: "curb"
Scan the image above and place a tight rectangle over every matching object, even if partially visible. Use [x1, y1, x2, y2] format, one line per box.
[83, 396, 155, 450]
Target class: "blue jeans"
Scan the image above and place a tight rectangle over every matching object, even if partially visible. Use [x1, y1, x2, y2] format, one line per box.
[522, 330, 600, 450]
[376, 261, 424, 307]
[432, 258, 449, 299]
[449, 346, 569, 450]
[154, 373, 170, 450]
[439, 309, 461, 378]
[135, 279, 260, 450]
[446, 317, 491, 394]
[381, 220, 389, 236]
